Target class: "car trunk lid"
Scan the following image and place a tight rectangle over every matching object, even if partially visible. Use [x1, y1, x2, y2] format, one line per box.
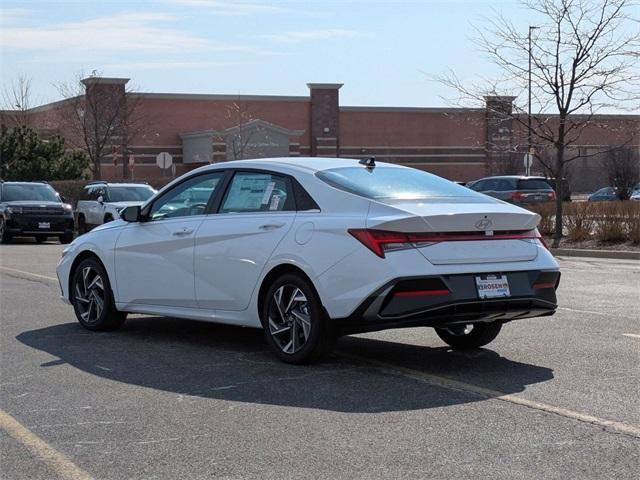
[366, 198, 540, 264]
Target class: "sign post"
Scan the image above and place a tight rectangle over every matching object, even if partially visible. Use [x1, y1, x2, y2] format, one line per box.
[156, 152, 173, 177]
[523, 152, 534, 176]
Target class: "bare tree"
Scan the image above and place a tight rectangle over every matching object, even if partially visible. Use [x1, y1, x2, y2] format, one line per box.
[1, 75, 36, 127]
[225, 100, 268, 160]
[56, 73, 145, 180]
[435, 0, 639, 246]
[603, 147, 640, 199]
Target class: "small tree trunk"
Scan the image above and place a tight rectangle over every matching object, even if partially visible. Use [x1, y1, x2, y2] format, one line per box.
[552, 145, 565, 248]
[93, 155, 102, 180]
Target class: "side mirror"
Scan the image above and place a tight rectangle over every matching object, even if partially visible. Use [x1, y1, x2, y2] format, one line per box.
[97, 195, 104, 204]
[121, 205, 141, 222]
[60, 195, 66, 203]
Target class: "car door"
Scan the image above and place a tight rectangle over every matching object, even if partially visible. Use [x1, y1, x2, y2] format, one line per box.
[194, 170, 297, 311]
[84, 186, 101, 225]
[114, 171, 225, 308]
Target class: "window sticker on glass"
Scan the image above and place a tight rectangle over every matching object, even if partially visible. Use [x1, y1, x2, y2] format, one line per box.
[269, 195, 280, 210]
[261, 181, 275, 204]
[224, 174, 271, 211]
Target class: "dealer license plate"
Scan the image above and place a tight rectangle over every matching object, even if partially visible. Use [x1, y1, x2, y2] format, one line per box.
[475, 274, 510, 299]
[38, 222, 50, 229]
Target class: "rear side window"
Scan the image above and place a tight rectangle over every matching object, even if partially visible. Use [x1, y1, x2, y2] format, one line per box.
[518, 179, 552, 190]
[316, 167, 480, 201]
[220, 172, 295, 213]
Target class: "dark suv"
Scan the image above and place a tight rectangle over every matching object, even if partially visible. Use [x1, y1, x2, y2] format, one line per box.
[467, 176, 556, 205]
[0, 181, 75, 244]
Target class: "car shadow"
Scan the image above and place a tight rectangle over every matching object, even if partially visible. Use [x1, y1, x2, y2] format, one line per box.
[16, 317, 554, 413]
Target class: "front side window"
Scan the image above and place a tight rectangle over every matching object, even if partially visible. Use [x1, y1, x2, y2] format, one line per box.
[1, 184, 60, 202]
[220, 172, 294, 213]
[148, 172, 223, 221]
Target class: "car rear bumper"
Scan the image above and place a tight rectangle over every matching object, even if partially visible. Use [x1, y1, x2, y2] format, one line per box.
[333, 269, 559, 335]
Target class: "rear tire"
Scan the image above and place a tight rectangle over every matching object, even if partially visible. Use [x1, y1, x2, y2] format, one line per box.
[71, 257, 126, 331]
[261, 273, 336, 364]
[435, 322, 502, 349]
[104, 214, 113, 223]
[36, 236, 48, 243]
[59, 233, 73, 244]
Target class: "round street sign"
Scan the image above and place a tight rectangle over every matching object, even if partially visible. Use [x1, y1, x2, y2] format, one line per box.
[156, 152, 173, 170]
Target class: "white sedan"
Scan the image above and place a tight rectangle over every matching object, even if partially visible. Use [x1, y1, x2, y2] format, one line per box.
[57, 157, 560, 364]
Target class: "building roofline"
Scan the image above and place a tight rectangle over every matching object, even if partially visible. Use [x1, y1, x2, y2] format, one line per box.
[82, 77, 130, 86]
[340, 106, 485, 114]
[129, 92, 309, 102]
[307, 83, 343, 90]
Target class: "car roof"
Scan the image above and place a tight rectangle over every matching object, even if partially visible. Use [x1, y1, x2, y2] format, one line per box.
[1, 181, 51, 185]
[189, 157, 408, 175]
[474, 175, 548, 180]
[84, 182, 153, 188]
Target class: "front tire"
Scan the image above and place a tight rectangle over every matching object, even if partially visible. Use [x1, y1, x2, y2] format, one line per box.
[435, 322, 502, 349]
[59, 233, 73, 244]
[0, 218, 11, 244]
[71, 257, 126, 331]
[261, 273, 336, 364]
[77, 215, 88, 235]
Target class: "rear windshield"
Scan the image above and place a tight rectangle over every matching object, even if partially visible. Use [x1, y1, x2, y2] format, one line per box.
[316, 166, 480, 201]
[1, 184, 60, 202]
[108, 186, 155, 202]
[518, 179, 552, 190]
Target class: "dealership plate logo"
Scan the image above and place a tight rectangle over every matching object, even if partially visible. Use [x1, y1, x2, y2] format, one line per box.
[475, 218, 493, 230]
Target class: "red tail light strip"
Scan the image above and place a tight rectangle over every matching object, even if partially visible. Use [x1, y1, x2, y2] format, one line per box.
[348, 228, 542, 258]
[532, 282, 556, 290]
[393, 289, 450, 297]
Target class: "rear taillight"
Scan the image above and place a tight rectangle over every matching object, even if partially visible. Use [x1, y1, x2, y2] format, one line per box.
[548, 191, 556, 200]
[511, 192, 525, 200]
[348, 228, 544, 258]
[348, 229, 412, 258]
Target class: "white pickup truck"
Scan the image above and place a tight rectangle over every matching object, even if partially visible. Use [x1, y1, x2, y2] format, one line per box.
[76, 181, 156, 233]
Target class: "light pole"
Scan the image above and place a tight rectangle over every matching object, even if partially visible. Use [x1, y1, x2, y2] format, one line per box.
[528, 26, 538, 161]
[526, 25, 539, 176]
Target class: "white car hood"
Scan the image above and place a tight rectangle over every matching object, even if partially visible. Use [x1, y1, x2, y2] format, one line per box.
[108, 201, 145, 208]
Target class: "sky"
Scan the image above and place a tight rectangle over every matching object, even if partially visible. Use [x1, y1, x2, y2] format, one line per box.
[0, 0, 637, 111]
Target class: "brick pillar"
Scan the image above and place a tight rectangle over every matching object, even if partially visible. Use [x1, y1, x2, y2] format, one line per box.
[484, 96, 516, 175]
[307, 83, 342, 157]
[81, 77, 130, 179]
[212, 134, 227, 163]
[288, 140, 301, 157]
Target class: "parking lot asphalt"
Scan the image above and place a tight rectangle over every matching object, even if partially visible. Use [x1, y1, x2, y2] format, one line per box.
[1, 241, 639, 479]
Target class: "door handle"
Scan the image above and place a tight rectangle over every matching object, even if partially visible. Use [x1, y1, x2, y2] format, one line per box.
[172, 228, 194, 236]
[259, 223, 285, 230]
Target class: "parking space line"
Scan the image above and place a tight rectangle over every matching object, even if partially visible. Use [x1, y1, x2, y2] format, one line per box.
[623, 333, 640, 339]
[0, 408, 94, 480]
[342, 354, 640, 439]
[0, 266, 57, 283]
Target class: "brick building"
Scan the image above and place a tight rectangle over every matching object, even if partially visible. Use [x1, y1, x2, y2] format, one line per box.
[5, 77, 639, 192]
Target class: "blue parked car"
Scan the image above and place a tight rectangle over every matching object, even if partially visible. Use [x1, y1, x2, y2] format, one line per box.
[588, 187, 618, 202]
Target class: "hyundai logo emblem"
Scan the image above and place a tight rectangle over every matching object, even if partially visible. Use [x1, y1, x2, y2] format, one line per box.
[475, 219, 493, 230]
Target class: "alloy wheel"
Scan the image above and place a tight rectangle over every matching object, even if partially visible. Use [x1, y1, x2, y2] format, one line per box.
[74, 266, 105, 325]
[267, 285, 312, 354]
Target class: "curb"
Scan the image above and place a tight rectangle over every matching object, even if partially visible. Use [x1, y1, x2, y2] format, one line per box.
[551, 248, 640, 260]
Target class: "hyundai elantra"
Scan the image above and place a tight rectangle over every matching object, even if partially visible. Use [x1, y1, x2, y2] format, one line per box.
[57, 157, 560, 363]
